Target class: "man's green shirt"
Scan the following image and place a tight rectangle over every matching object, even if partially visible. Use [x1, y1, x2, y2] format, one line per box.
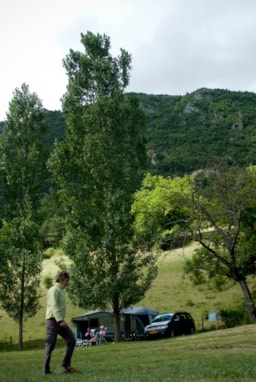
[46, 283, 66, 322]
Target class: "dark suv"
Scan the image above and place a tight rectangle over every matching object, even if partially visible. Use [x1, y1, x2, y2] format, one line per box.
[144, 311, 195, 339]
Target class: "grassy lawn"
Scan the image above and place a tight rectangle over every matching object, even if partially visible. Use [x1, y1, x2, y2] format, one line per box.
[1, 325, 256, 381]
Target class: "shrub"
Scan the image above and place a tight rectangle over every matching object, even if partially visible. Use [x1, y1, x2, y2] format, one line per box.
[220, 306, 249, 328]
[186, 299, 195, 307]
[42, 247, 55, 259]
[43, 275, 53, 289]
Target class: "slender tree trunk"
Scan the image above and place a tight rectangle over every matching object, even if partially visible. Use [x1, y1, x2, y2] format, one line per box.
[238, 279, 256, 321]
[113, 300, 121, 342]
[18, 314, 23, 350]
[18, 260, 25, 350]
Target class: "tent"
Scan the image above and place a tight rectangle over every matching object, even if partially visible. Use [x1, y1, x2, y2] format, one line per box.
[72, 306, 159, 340]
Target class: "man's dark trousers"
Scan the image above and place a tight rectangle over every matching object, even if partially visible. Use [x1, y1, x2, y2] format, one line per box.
[43, 318, 76, 373]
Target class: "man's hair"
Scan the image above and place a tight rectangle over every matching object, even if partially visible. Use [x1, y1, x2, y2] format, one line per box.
[56, 271, 70, 282]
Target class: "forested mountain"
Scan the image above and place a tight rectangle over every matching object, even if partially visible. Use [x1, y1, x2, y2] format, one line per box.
[1, 87, 256, 177]
[136, 88, 256, 176]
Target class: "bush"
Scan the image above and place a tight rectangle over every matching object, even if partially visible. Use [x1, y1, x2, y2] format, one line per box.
[220, 306, 249, 328]
[42, 247, 55, 259]
[43, 275, 53, 289]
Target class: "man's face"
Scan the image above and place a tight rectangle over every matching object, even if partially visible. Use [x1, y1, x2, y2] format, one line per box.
[60, 278, 70, 288]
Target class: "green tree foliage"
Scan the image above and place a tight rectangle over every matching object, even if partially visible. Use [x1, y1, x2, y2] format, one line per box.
[43, 110, 65, 148]
[131, 173, 192, 249]
[49, 32, 158, 341]
[133, 164, 256, 321]
[0, 84, 49, 349]
[39, 192, 66, 248]
[184, 164, 256, 321]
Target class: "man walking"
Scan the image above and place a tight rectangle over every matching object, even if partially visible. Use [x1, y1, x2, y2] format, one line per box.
[42, 271, 77, 374]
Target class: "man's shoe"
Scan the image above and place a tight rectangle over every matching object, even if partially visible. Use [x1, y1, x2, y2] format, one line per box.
[63, 367, 78, 373]
[42, 370, 52, 375]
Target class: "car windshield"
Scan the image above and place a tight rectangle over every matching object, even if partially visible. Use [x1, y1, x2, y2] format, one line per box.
[152, 314, 173, 323]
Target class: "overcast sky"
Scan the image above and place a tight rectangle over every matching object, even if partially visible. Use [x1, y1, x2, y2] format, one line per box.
[1, 0, 256, 120]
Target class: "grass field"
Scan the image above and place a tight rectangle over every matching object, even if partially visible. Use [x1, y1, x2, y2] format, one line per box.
[1, 324, 256, 381]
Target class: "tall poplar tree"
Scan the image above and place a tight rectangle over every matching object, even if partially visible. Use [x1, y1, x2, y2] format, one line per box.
[50, 32, 158, 341]
[0, 84, 48, 349]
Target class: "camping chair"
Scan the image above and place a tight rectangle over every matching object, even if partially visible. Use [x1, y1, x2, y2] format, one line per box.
[84, 329, 98, 347]
[75, 338, 83, 347]
[96, 328, 108, 345]
[82, 339, 91, 347]
[82, 328, 96, 347]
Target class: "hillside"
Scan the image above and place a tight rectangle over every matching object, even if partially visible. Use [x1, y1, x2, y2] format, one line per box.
[1, 87, 256, 177]
[137, 88, 256, 176]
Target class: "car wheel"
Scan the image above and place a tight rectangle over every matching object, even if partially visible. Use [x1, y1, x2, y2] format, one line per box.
[190, 327, 195, 334]
[170, 329, 175, 337]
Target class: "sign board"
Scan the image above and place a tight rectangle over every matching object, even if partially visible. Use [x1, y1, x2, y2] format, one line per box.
[208, 311, 221, 322]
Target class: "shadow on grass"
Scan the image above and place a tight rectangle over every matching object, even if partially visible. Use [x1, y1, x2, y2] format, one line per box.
[0, 338, 65, 351]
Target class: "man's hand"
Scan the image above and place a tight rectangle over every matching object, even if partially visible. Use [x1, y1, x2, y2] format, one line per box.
[59, 320, 67, 327]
